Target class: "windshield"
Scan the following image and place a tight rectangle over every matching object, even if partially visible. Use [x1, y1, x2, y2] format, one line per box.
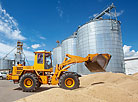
[45, 53, 52, 69]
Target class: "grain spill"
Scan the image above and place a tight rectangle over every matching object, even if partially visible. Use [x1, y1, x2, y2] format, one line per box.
[16, 72, 138, 102]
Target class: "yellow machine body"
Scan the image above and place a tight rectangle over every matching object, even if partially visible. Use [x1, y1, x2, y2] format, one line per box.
[7, 50, 111, 90]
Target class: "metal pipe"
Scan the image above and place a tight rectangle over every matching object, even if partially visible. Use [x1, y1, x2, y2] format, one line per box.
[124, 58, 138, 61]
[93, 3, 115, 20]
[2, 46, 17, 60]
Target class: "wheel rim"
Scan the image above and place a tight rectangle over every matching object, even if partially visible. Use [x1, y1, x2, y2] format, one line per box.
[24, 78, 33, 88]
[65, 78, 75, 88]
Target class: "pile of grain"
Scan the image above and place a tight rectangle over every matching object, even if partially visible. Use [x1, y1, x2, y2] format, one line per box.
[16, 72, 138, 102]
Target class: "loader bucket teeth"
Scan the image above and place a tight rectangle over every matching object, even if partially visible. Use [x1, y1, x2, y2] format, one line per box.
[85, 54, 111, 72]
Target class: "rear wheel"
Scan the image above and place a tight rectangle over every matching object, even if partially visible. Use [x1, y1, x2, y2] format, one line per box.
[58, 72, 80, 90]
[19, 73, 39, 92]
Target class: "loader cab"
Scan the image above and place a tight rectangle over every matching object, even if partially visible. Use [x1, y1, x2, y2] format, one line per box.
[34, 51, 53, 71]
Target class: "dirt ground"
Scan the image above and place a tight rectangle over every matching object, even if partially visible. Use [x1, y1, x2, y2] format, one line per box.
[0, 80, 54, 102]
[2, 72, 138, 102]
[16, 72, 138, 102]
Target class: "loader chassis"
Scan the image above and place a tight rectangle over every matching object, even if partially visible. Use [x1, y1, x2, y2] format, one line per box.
[7, 50, 111, 92]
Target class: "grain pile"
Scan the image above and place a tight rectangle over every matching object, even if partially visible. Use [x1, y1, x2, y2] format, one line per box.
[16, 72, 138, 102]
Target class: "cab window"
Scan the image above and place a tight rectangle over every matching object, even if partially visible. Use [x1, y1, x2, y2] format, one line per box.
[37, 53, 43, 64]
[45, 53, 52, 69]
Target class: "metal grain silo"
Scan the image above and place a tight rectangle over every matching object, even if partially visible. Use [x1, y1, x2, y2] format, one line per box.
[0, 59, 14, 70]
[53, 46, 62, 71]
[62, 35, 77, 72]
[77, 19, 124, 74]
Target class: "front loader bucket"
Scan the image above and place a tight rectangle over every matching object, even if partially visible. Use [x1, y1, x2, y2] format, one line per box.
[85, 54, 111, 72]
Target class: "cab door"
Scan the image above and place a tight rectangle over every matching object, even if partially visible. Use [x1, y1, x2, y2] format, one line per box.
[34, 53, 45, 70]
[44, 53, 52, 69]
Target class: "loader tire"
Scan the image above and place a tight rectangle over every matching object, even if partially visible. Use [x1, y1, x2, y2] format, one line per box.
[59, 72, 80, 90]
[19, 73, 39, 92]
[37, 82, 42, 88]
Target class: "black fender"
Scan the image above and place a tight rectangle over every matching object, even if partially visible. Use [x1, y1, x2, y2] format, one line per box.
[64, 72, 82, 77]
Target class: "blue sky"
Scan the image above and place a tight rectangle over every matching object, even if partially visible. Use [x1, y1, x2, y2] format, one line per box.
[0, 0, 138, 62]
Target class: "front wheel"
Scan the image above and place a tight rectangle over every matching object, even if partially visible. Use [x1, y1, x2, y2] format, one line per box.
[58, 72, 80, 90]
[19, 73, 39, 92]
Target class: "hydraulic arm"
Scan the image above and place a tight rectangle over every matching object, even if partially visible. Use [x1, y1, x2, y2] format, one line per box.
[56, 53, 111, 72]
[51, 53, 111, 85]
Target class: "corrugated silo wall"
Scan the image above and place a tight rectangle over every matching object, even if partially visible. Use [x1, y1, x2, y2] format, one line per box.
[53, 46, 62, 72]
[62, 37, 77, 72]
[0, 59, 14, 70]
[77, 19, 125, 75]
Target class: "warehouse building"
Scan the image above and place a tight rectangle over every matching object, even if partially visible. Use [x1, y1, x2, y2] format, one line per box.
[124, 58, 138, 75]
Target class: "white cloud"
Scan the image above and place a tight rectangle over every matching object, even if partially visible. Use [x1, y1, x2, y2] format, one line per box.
[105, 10, 124, 17]
[42, 43, 46, 47]
[0, 43, 14, 59]
[57, 0, 61, 4]
[97, 0, 103, 2]
[116, 10, 124, 17]
[93, 13, 98, 17]
[23, 50, 34, 61]
[31, 44, 41, 49]
[93, 10, 124, 18]
[0, 42, 34, 61]
[27, 47, 30, 49]
[56, 0, 63, 18]
[56, 7, 63, 17]
[0, 4, 26, 40]
[123, 45, 138, 58]
[40, 36, 46, 40]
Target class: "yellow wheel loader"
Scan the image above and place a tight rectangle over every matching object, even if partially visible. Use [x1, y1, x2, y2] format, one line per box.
[7, 50, 111, 92]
